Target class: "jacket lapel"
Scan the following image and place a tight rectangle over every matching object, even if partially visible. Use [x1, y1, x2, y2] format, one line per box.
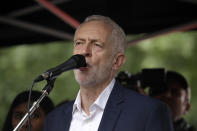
[61, 102, 73, 131]
[98, 81, 124, 131]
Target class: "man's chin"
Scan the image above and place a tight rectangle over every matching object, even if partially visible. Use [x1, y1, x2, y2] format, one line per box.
[75, 75, 87, 84]
[76, 80, 90, 87]
[75, 77, 96, 87]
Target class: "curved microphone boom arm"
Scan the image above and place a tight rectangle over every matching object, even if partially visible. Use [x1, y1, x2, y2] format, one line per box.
[13, 54, 87, 131]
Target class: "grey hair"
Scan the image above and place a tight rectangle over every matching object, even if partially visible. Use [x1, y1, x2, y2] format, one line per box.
[75, 15, 127, 54]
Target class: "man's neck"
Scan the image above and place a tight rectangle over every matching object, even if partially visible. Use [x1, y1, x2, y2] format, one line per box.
[80, 78, 113, 115]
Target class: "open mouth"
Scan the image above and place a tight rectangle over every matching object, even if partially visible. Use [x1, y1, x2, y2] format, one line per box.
[79, 67, 88, 71]
[79, 63, 89, 71]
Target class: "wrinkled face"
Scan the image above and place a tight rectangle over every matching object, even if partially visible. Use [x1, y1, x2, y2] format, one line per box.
[154, 82, 189, 121]
[73, 21, 115, 87]
[12, 102, 46, 131]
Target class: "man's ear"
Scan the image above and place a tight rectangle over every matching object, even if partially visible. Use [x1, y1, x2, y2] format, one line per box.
[112, 53, 126, 70]
[184, 103, 190, 115]
[184, 88, 191, 115]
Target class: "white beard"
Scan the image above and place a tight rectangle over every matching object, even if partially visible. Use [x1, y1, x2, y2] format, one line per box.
[74, 60, 113, 88]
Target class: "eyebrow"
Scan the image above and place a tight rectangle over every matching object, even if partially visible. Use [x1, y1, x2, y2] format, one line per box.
[74, 38, 85, 42]
[75, 37, 103, 42]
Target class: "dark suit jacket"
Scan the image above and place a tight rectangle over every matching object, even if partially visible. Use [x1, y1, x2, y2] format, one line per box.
[44, 81, 174, 131]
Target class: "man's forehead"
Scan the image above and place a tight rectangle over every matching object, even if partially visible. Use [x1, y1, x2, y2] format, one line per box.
[74, 22, 112, 41]
[168, 82, 187, 92]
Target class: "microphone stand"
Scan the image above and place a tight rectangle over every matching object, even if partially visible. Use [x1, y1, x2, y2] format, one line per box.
[13, 79, 55, 131]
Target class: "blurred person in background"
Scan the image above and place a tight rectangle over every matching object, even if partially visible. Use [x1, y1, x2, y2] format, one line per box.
[117, 69, 196, 131]
[153, 71, 196, 131]
[2, 90, 54, 131]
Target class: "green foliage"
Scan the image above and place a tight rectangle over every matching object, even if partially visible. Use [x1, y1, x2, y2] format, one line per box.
[0, 31, 197, 129]
[0, 42, 78, 129]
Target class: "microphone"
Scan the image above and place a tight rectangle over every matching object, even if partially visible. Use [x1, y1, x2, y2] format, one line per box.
[34, 54, 86, 82]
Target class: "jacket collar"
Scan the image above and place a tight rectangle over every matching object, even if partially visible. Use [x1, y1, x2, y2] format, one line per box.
[63, 102, 74, 131]
[63, 81, 124, 131]
[98, 81, 124, 131]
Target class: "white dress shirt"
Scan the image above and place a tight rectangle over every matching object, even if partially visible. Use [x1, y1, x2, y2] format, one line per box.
[69, 79, 115, 131]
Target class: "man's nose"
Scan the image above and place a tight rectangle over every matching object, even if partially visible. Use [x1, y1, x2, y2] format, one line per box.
[81, 44, 91, 57]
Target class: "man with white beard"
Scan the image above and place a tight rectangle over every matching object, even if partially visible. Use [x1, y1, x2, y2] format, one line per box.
[44, 15, 173, 131]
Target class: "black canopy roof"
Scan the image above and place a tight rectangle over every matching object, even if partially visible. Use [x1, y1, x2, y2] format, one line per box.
[0, 0, 197, 47]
